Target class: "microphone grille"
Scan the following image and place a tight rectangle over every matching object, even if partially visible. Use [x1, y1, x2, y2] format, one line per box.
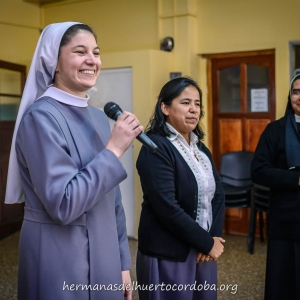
[104, 102, 122, 120]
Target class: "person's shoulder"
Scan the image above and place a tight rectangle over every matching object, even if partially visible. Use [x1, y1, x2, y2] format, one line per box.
[147, 133, 168, 143]
[147, 134, 173, 150]
[17, 98, 64, 140]
[138, 134, 172, 158]
[264, 116, 285, 131]
[20, 97, 52, 121]
[271, 116, 285, 125]
[20, 97, 67, 127]
[256, 117, 286, 144]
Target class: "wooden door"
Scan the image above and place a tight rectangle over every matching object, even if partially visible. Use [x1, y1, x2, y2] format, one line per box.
[0, 60, 26, 239]
[205, 50, 275, 235]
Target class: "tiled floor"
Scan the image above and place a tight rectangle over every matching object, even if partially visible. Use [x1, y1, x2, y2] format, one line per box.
[0, 232, 267, 300]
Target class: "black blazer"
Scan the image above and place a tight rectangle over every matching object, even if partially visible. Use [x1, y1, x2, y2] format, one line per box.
[136, 134, 225, 262]
[251, 116, 300, 239]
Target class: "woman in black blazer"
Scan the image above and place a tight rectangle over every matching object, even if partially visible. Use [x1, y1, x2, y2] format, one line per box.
[251, 74, 300, 300]
[136, 77, 225, 300]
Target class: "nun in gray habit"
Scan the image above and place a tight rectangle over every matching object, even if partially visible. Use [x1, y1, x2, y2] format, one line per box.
[5, 22, 142, 300]
[252, 74, 300, 300]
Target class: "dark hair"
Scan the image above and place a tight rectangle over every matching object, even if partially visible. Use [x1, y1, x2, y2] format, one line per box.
[285, 74, 300, 116]
[145, 76, 205, 140]
[58, 24, 97, 57]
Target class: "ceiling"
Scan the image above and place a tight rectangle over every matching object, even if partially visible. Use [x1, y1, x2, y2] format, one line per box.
[23, 0, 67, 4]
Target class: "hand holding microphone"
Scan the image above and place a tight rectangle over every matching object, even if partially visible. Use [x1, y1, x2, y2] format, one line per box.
[104, 102, 157, 158]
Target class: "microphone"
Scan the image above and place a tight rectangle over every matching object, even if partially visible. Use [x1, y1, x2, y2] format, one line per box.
[104, 102, 158, 153]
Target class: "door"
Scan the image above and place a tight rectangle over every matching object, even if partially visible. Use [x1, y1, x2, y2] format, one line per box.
[207, 51, 275, 235]
[0, 60, 26, 239]
[88, 68, 135, 238]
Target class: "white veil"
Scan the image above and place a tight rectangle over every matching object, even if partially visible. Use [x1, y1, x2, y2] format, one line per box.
[5, 22, 80, 204]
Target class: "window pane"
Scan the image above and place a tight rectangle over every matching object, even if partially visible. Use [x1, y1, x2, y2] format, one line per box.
[219, 65, 241, 113]
[247, 65, 269, 112]
[0, 68, 21, 95]
[0, 96, 20, 120]
[295, 45, 300, 70]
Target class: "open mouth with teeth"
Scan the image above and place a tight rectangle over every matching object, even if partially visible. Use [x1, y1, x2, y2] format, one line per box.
[80, 70, 95, 75]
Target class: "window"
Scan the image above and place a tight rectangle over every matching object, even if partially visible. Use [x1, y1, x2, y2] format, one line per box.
[289, 42, 300, 79]
[0, 61, 26, 121]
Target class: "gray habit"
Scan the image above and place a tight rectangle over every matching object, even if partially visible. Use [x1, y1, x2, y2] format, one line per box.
[16, 97, 130, 300]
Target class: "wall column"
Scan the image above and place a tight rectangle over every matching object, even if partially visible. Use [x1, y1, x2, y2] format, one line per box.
[158, 0, 198, 79]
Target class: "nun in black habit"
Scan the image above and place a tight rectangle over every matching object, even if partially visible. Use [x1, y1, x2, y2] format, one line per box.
[251, 74, 300, 300]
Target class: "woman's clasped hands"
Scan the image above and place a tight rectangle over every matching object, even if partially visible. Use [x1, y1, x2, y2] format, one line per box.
[196, 237, 225, 263]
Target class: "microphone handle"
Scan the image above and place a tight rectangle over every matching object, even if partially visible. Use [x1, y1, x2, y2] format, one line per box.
[136, 132, 158, 153]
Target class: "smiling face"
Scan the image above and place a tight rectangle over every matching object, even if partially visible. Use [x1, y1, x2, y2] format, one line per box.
[54, 30, 101, 97]
[291, 79, 300, 116]
[161, 85, 201, 143]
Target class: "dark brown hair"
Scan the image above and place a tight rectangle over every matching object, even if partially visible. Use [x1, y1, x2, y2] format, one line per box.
[58, 24, 97, 57]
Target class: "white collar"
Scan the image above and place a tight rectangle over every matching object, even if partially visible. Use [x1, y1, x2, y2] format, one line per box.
[295, 114, 300, 123]
[166, 122, 198, 146]
[38, 86, 89, 107]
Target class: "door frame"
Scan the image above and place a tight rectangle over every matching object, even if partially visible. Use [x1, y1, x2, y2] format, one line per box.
[0, 60, 26, 239]
[201, 49, 275, 236]
[202, 49, 275, 157]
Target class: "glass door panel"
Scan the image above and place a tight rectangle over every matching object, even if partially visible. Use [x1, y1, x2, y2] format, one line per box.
[0, 68, 22, 121]
[0, 96, 20, 120]
[0, 68, 21, 94]
[219, 65, 241, 113]
[247, 65, 270, 113]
